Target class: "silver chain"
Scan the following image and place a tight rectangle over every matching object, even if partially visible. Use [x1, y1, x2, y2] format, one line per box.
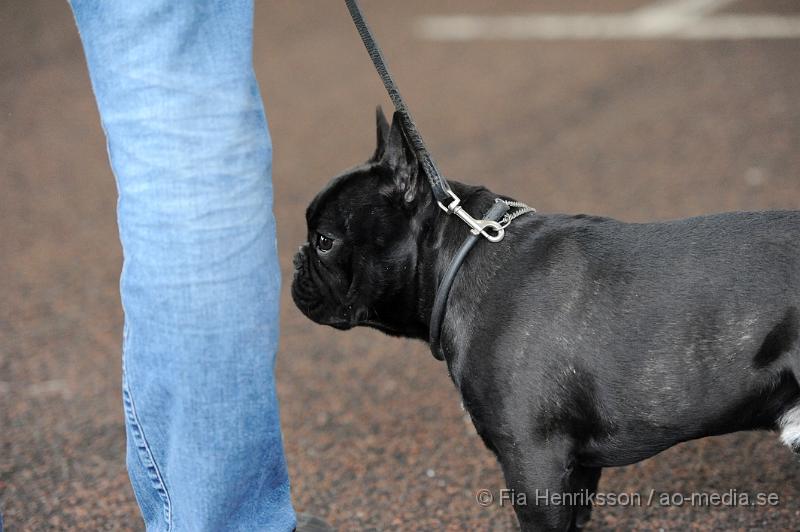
[496, 199, 536, 229]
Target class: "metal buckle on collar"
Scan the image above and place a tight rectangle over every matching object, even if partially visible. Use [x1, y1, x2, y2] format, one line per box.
[437, 190, 505, 243]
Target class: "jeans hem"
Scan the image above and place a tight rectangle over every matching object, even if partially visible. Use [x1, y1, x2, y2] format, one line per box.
[122, 324, 173, 531]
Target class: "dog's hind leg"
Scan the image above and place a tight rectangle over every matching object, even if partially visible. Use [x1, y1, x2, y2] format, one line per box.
[780, 347, 800, 455]
[762, 307, 800, 455]
[780, 396, 800, 455]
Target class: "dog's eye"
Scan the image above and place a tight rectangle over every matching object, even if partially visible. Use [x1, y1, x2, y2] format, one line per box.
[316, 234, 334, 253]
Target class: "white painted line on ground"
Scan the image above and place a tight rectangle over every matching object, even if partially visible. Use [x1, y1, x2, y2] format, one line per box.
[630, 0, 737, 35]
[681, 15, 800, 39]
[415, 0, 800, 41]
[416, 14, 800, 40]
[633, 0, 737, 19]
[25, 379, 69, 396]
[0, 379, 71, 397]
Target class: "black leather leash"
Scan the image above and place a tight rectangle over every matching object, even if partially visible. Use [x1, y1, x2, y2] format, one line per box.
[344, 0, 452, 205]
[344, 0, 510, 243]
[343, 0, 534, 361]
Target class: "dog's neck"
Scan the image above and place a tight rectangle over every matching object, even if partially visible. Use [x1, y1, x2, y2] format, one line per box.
[366, 181, 518, 345]
[414, 182, 510, 341]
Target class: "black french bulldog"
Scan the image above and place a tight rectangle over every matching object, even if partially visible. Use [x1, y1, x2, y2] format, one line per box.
[292, 108, 800, 531]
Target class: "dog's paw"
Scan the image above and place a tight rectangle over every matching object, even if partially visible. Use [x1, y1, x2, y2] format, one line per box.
[571, 506, 593, 531]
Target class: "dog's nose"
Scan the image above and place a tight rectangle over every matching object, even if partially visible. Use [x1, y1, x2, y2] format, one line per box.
[293, 247, 306, 270]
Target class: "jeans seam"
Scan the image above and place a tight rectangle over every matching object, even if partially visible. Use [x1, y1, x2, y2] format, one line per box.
[122, 325, 173, 531]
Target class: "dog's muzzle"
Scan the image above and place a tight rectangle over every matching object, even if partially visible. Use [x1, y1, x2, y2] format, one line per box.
[291, 247, 320, 312]
[291, 246, 359, 330]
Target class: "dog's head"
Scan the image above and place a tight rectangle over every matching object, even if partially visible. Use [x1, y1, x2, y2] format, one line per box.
[291, 108, 433, 337]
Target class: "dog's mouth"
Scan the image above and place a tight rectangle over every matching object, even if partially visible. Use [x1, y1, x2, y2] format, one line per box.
[291, 249, 356, 330]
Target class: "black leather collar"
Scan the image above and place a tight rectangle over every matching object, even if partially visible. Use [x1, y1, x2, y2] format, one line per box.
[429, 200, 510, 361]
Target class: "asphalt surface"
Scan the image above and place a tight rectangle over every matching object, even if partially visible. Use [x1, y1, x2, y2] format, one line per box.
[2, 0, 800, 530]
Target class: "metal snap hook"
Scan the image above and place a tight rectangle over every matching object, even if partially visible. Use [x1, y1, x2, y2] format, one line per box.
[470, 220, 505, 242]
[451, 203, 506, 243]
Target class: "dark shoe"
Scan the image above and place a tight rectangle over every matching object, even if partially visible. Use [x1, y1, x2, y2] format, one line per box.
[295, 513, 334, 532]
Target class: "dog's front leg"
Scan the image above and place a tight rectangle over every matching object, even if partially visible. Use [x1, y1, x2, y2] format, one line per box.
[570, 465, 602, 530]
[496, 435, 583, 532]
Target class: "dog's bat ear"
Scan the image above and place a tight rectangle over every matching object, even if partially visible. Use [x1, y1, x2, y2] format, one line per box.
[381, 111, 419, 204]
[370, 106, 391, 162]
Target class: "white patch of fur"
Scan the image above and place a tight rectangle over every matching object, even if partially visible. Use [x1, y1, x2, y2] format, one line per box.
[779, 403, 800, 450]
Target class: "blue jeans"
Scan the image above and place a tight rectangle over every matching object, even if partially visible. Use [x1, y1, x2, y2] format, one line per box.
[69, 2, 295, 530]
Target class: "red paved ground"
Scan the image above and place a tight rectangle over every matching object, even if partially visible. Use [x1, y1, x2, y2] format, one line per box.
[2, 0, 799, 530]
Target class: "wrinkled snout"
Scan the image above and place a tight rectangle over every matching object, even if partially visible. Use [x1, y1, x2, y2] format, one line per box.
[291, 246, 315, 306]
[292, 244, 308, 272]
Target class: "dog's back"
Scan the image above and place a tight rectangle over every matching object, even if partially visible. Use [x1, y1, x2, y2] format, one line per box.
[464, 210, 800, 467]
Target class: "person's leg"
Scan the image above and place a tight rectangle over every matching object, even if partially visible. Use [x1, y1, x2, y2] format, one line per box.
[69, 1, 294, 530]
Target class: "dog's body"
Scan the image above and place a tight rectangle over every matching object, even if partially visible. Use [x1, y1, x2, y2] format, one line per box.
[292, 110, 800, 531]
